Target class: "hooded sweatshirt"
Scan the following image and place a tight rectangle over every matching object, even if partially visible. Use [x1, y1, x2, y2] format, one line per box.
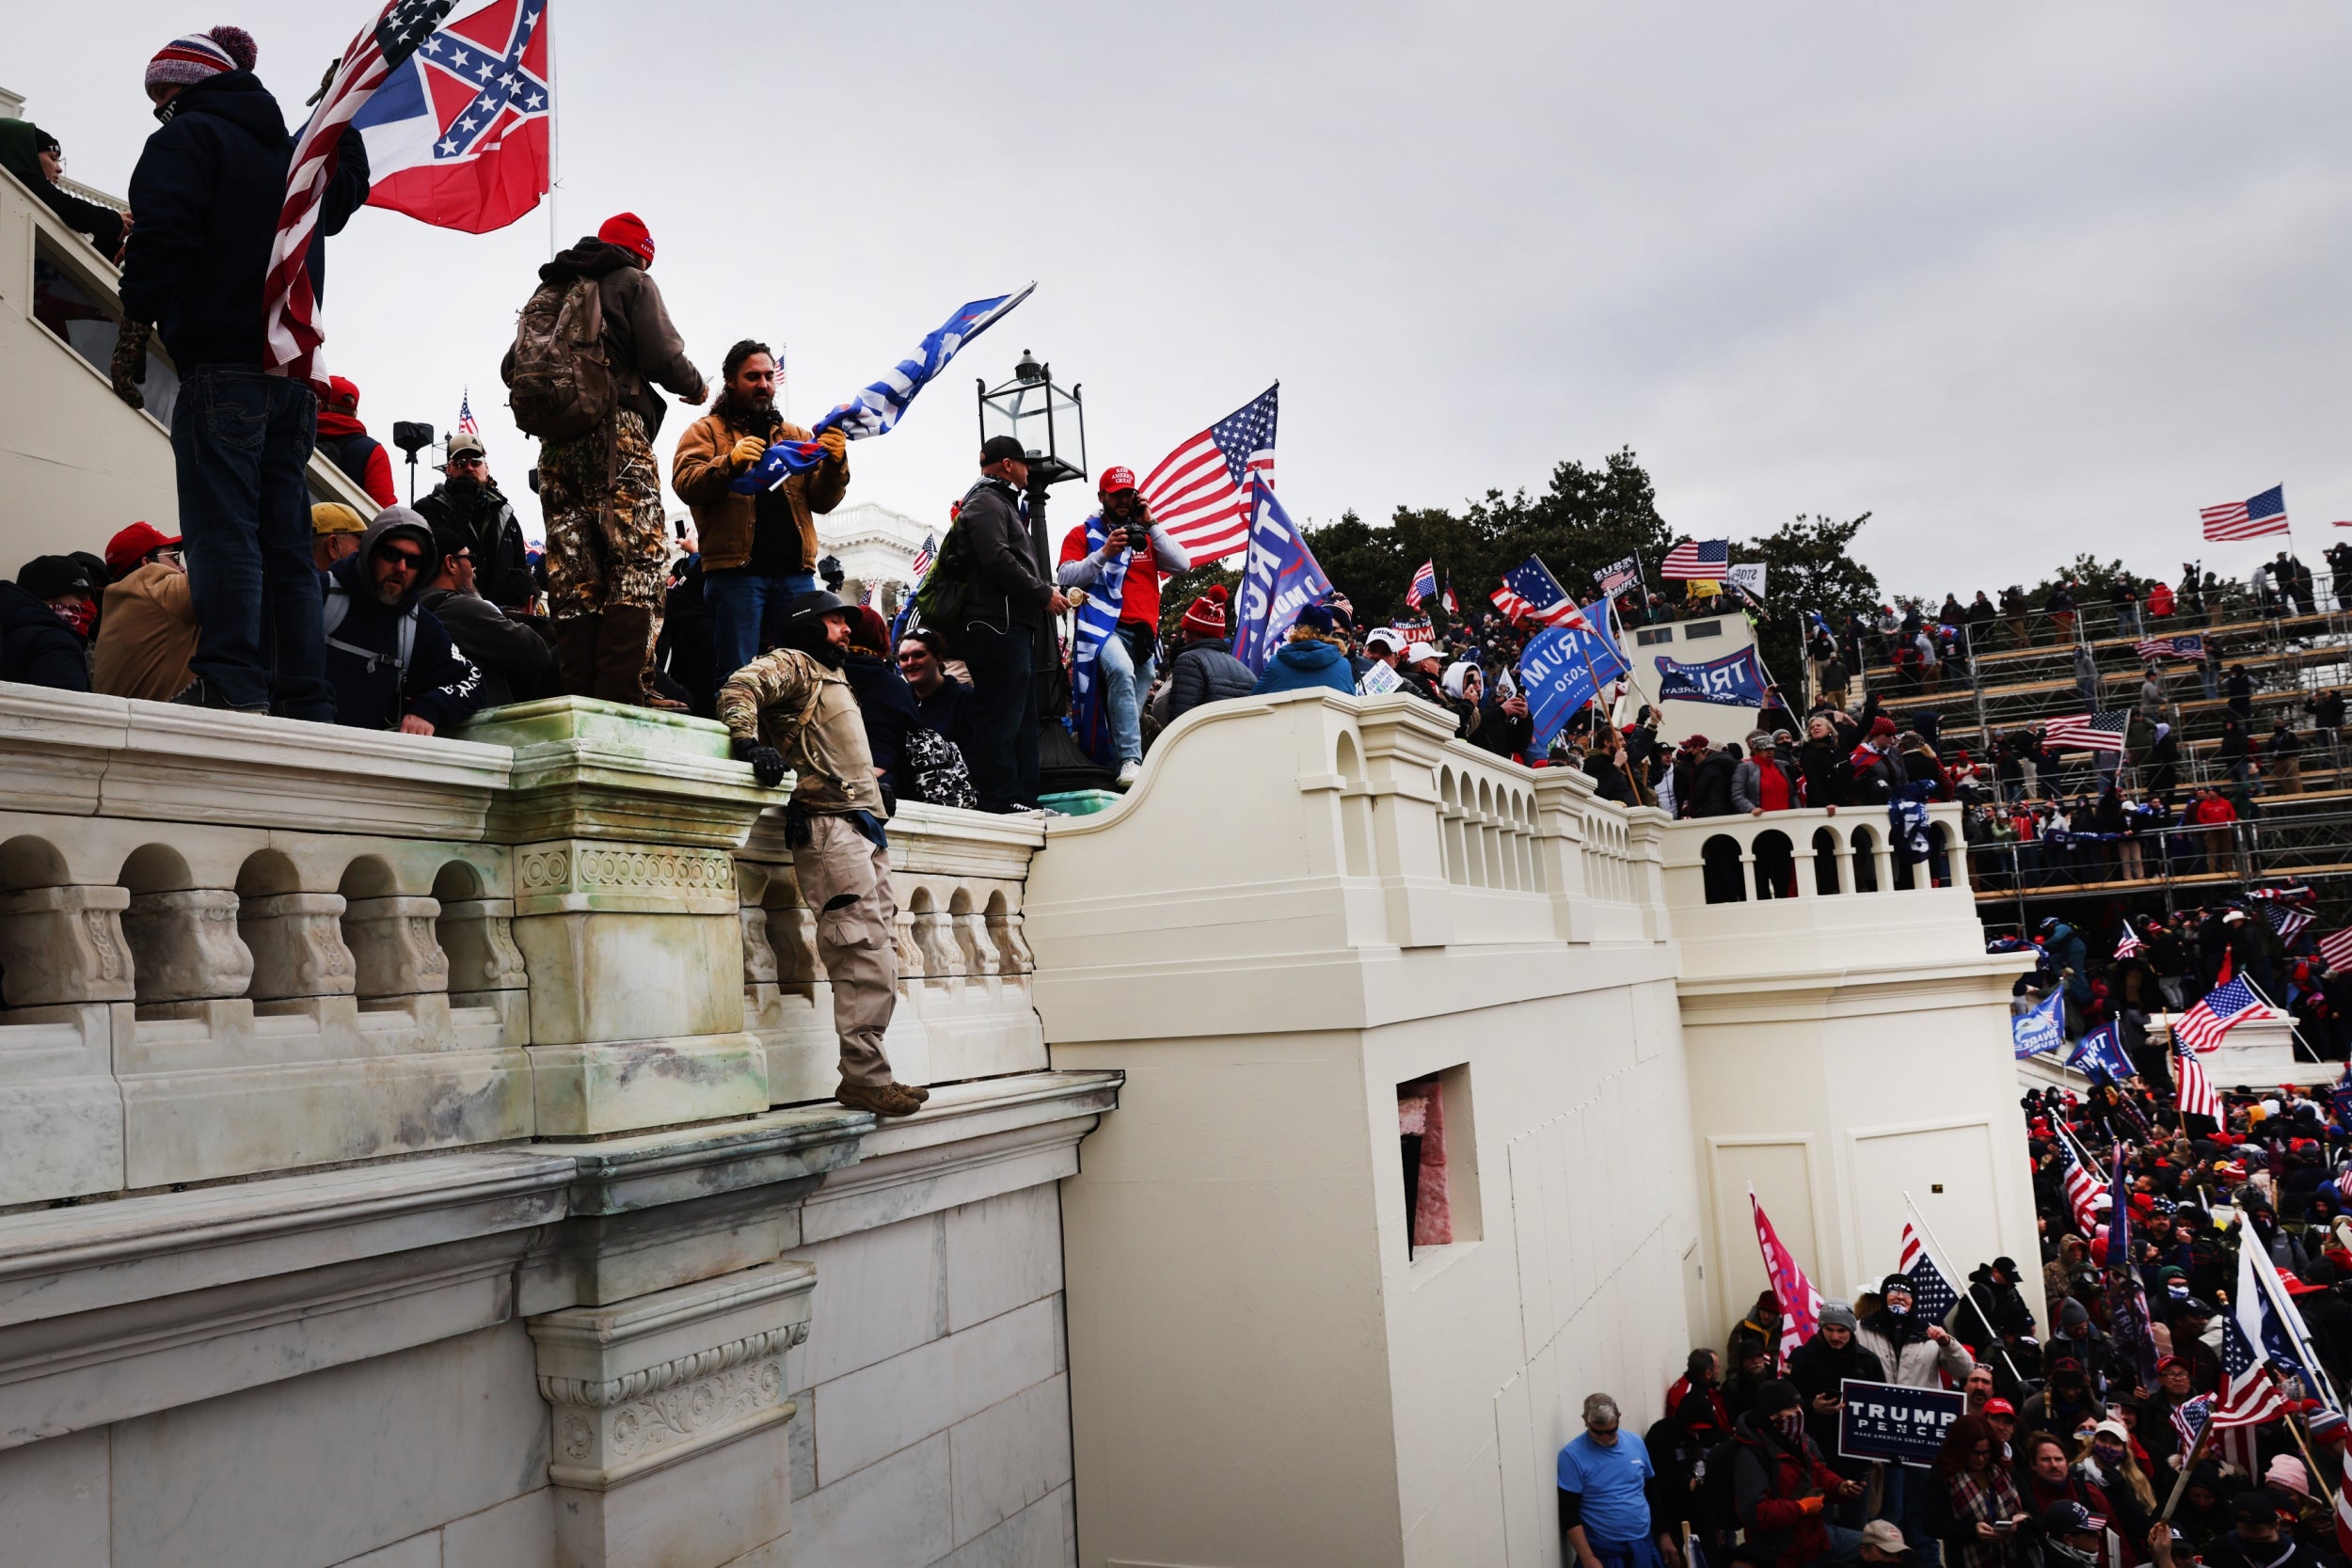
[121, 72, 370, 368]
[1250, 638, 1355, 698]
[0, 119, 125, 255]
[323, 509, 484, 732]
[500, 238, 704, 437]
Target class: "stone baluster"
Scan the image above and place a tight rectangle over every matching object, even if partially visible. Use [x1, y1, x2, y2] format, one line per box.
[238, 892, 357, 1001]
[437, 897, 528, 996]
[0, 884, 136, 1006]
[735, 865, 779, 990]
[986, 903, 1032, 975]
[953, 898, 998, 981]
[120, 888, 253, 1004]
[342, 895, 450, 999]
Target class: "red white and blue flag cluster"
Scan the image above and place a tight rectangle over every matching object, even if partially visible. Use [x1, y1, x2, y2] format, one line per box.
[353, 0, 552, 235]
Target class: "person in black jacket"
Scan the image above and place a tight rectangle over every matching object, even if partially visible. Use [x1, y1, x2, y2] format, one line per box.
[896, 630, 977, 752]
[1785, 1302, 1887, 1522]
[1690, 742, 1740, 818]
[119, 27, 372, 720]
[1472, 681, 1534, 760]
[0, 573, 94, 691]
[1156, 590, 1255, 729]
[1799, 717, 1848, 810]
[414, 435, 532, 608]
[322, 509, 485, 735]
[418, 526, 556, 710]
[952, 436, 1067, 812]
[0, 119, 125, 258]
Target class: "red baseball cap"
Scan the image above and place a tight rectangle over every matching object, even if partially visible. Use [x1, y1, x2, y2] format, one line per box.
[104, 521, 182, 578]
[1098, 466, 1137, 496]
[596, 212, 656, 264]
[1984, 1399, 2016, 1417]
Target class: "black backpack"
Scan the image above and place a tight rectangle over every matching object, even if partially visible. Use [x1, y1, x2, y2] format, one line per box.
[1696, 1433, 1745, 1538]
[912, 496, 982, 654]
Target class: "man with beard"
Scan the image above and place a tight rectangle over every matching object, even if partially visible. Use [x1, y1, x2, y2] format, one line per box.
[719, 591, 927, 1119]
[673, 340, 850, 689]
[1856, 1275, 1976, 1559]
[1057, 466, 1191, 786]
[319, 508, 485, 735]
[416, 433, 532, 609]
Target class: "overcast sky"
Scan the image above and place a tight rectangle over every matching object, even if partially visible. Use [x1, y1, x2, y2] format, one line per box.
[22, 3, 2352, 596]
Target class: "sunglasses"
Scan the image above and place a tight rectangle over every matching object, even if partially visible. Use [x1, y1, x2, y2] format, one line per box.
[380, 546, 426, 568]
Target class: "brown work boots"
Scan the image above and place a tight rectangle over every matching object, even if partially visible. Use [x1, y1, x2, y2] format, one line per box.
[835, 1080, 930, 1118]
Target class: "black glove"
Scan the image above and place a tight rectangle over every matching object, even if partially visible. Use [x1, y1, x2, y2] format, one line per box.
[732, 736, 787, 789]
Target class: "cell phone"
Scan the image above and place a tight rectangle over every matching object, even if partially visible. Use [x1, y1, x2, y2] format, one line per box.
[1994, 1521, 2015, 1536]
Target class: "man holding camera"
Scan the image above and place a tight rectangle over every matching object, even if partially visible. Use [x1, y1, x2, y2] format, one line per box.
[673, 340, 850, 688]
[1057, 466, 1190, 786]
[415, 433, 532, 610]
[718, 590, 926, 1120]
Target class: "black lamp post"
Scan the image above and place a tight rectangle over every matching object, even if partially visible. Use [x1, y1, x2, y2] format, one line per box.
[976, 352, 1111, 794]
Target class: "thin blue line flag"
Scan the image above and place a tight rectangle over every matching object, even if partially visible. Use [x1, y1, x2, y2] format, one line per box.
[732, 283, 1037, 493]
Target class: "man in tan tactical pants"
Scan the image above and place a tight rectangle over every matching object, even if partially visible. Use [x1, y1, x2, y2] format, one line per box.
[718, 590, 927, 1118]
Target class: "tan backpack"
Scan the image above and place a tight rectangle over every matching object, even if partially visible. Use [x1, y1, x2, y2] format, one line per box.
[504, 275, 613, 442]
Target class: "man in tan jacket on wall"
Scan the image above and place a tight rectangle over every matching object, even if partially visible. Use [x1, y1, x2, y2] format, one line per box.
[673, 340, 849, 693]
[718, 589, 925, 1119]
[92, 522, 198, 702]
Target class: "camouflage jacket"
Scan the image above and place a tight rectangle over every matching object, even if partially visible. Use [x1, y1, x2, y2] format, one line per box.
[717, 649, 887, 816]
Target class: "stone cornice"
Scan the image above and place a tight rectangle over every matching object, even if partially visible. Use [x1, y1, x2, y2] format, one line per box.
[536, 1320, 808, 1409]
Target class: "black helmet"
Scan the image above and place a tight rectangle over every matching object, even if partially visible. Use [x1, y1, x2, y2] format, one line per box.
[777, 590, 850, 626]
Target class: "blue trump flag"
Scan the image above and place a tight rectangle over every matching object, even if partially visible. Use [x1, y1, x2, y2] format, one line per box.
[1519, 615, 1631, 751]
[1654, 646, 1769, 708]
[1232, 481, 1335, 674]
[732, 283, 1036, 493]
[2012, 987, 2066, 1059]
[2068, 1021, 2137, 1083]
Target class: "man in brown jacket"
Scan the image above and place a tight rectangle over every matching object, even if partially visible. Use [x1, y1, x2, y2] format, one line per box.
[501, 212, 707, 706]
[718, 589, 927, 1119]
[672, 339, 848, 689]
[93, 522, 198, 701]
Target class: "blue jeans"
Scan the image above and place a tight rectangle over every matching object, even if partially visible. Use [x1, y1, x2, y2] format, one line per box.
[172, 366, 331, 718]
[704, 566, 818, 679]
[1098, 627, 1156, 765]
[961, 619, 1040, 812]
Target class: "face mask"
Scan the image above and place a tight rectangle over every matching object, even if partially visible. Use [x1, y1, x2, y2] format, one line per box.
[51, 599, 95, 636]
[1773, 1410, 1804, 1440]
[2169, 1282, 2190, 1299]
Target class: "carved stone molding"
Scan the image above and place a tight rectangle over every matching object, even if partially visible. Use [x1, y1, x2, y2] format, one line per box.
[0, 883, 135, 1006]
[513, 838, 739, 917]
[528, 1259, 815, 1491]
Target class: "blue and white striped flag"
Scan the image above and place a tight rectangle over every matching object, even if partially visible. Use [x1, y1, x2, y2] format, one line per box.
[1067, 512, 1136, 767]
[732, 283, 1037, 493]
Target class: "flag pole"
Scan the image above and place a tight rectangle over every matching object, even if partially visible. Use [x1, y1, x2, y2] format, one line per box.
[1901, 1190, 2031, 1392]
[2283, 1409, 2340, 1508]
[545, 0, 561, 261]
[2157, 1421, 2216, 1522]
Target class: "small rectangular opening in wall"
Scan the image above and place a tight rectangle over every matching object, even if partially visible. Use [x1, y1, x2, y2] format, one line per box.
[1683, 619, 1724, 639]
[1397, 1066, 1482, 1262]
[1635, 626, 1675, 646]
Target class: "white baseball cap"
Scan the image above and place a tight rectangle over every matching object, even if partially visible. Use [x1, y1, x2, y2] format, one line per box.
[1365, 626, 1406, 653]
[1406, 641, 1441, 665]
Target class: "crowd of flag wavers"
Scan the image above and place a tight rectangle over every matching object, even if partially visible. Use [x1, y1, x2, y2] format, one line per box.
[1558, 1082, 2352, 1568]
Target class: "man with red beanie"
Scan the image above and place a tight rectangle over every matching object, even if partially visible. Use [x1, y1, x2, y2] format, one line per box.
[120, 24, 373, 718]
[315, 376, 398, 508]
[502, 212, 706, 705]
[1056, 465, 1190, 785]
[1156, 586, 1255, 728]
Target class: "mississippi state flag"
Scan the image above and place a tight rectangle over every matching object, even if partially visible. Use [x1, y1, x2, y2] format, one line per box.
[354, 0, 552, 234]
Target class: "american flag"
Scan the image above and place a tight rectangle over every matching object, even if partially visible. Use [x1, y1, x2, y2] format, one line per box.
[2114, 925, 2147, 959]
[1898, 1217, 1961, 1327]
[263, 0, 459, 386]
[2216, 1230, 2293, 1432]
[1661, 538, 1730, 581]
[457, 390, 479, 436]
[1491, 557, 1593, 631]
[1406, 561, 1437, 609]
[2176, 1035, 2221, 1120]
[2265, 901, 2315, 944]
[2042, 710, 2128, 752]
[2176, 975, 2270, 1053]
[2135, 634, 2204, 661]
[1750, 1189, 1822, 1367]
[2057, 1128, 2105, 1234]
[1138, 385, 1278, 563]
[2321, 928, 2352, 973]
[910, 532, 936, 582]
[2171, 1394, 2212, 1456]
[2201, 484, 2290, 543]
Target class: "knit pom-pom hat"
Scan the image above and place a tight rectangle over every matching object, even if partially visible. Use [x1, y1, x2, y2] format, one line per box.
[1179, 585, 1230, 640]
[146, 26, 258, 92]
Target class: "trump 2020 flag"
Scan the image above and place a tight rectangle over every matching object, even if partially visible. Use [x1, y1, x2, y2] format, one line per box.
[733, 284, 1037, 493]
[1232, 480, 1335, 675]
[2067, 1021, 2137, 1083]
[353, 0, 552, 234]
[2012, 987, 2066, 1059]
[1750, 1188, 1822, 1367]
[1654, 646, 1770, 708]
[1519, 616, 1631, 751]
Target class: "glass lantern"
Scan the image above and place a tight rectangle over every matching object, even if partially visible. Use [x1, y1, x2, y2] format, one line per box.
[976, 350, 1087, 488]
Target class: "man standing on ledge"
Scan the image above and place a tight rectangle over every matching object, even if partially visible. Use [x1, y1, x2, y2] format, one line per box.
[953, 436, 1067, 813]
[719, 590, 930, 1119]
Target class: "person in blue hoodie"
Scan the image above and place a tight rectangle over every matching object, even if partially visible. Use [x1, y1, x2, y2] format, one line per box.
[323, 509, 485, 736]
[1251, 603, 1357, 698]
[119, 25, 372, 719]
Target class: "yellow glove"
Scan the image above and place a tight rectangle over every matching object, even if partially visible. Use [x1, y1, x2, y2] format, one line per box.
[818, 428, 848, 464]
[729, 435, 769, 471]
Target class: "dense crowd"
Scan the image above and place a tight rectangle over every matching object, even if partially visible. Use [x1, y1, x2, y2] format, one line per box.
[1561, 1073, 2352, 1568]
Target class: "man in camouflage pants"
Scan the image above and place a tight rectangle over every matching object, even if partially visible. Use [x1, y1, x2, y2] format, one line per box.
[506, 213, 707, 705]
[720, 589, 929, 1119]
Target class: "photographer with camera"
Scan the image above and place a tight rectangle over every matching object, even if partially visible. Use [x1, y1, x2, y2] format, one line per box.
[672, 340, 850, 691]
[415, 433, 532, 610]
[1056, 466, 1190, 786]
